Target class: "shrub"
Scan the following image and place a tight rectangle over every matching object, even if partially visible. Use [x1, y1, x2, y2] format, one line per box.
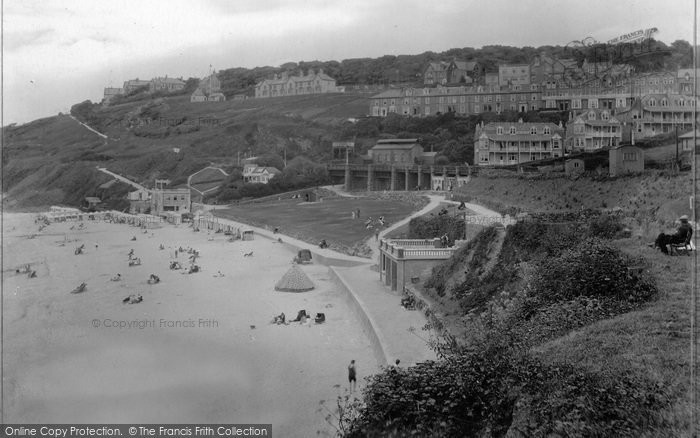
[518, 238, 657, 320]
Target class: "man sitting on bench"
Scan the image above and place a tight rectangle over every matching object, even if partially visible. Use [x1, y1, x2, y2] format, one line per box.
[655, 215, 693, 255]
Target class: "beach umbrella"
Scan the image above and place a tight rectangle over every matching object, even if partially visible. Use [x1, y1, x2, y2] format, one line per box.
[274, 264, 314, 292]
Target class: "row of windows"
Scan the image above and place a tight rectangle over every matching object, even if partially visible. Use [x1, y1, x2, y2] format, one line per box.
[375, 93, 541, 106]
[647, 98, 696, 107]
[496, 126, 552, 135]
[373, 102, 540, 117]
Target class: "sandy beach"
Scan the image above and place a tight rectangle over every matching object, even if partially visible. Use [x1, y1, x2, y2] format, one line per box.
[2, 213, 378, 436]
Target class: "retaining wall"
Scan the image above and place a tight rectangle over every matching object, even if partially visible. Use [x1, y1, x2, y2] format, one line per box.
[327, 267, 389, 367]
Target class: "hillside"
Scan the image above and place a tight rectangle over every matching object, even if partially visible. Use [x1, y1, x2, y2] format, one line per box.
[346, 206, 692, 436]
[454, 171, 692, 237]
[2, 93, 369, 210]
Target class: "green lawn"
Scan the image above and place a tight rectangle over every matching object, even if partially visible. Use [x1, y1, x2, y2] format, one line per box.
[214, 196, 419, 249]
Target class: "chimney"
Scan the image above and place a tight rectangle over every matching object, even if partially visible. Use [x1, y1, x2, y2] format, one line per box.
[559, 121, 563, 128]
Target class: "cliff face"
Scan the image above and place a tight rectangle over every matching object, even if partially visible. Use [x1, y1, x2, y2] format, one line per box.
[2, 93, 369, 209]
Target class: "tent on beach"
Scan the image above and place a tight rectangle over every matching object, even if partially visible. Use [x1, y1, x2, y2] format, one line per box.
[275, 264, 315, 292]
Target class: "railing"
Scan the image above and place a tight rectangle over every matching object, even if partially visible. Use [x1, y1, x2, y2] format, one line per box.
[327, 163, 470, 175]
[380, 238, 460, 260]
[401, 248, 456, 259]
[382, 238, 439, 249]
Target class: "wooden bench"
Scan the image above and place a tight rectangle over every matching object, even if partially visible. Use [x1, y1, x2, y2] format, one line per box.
[670, 238, 695, 256]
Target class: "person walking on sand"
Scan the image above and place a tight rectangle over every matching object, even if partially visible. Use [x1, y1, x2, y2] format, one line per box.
[348, 360, 357, 392]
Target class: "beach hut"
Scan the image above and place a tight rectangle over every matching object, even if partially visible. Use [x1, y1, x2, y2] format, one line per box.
[275, 264, 315, 292]
[242, 229, 254, 241]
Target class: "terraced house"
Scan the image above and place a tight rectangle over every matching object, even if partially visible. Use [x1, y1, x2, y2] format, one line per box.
[474, 120, 565, 166]
[369, 84, 542, 117]
[254, 69, 340, 98]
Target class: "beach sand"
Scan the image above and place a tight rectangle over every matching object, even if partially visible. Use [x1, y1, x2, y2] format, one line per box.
[2, 213, 378, 436]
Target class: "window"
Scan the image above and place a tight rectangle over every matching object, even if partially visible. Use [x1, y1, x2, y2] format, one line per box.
[588, 99, 599, 108]
[543, 126, 551, 134]
[460, 96, 466, 103]
[530, 127, 537, 134]
[588, 111, 596, 120]
[475, 95, 480, 102]
[425, 97, 430, 104]
[474, 104, 480, 113]
[649, 98, 656, 106]
[623, 152, 637, 161]
[497, 126, 504, 135]
[510, 126, 517, 134]
[496, 95, 502, 102]
[661, 99, 668, 107]
[510, 94, 516, 102]
[572, 99, 582, 109]
[601, 111, 609, 121]
[487, 95, 493, 102]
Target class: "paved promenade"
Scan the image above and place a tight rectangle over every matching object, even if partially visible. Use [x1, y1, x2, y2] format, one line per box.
[330, 264, 437, 366]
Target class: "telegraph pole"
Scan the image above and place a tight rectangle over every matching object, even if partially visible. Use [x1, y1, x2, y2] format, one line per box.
[691, 0, 698, 434]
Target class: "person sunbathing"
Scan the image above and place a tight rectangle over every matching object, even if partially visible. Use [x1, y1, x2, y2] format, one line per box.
[71, 282, 87, 294]
[148, 274, 160, 284]
[110, 273, 122, 281]
[122, 294, 143, 304]
[273, 312, 287, 325]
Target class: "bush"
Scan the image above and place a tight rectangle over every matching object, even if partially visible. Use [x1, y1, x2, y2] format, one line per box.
[527, 238, 656, 305]
[343, 337, 668, 437]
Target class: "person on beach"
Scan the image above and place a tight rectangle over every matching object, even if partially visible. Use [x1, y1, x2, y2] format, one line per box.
[348, 360, 357, 392]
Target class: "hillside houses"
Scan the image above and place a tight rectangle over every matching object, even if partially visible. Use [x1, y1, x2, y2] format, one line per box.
[191, 72, 226, 102]
[566, 109, 622, 152]
[104, 76, 185, 102]
[474, 120, 565, 166]
[149, 77, 185, 93]
[254, 69, 342, 98]
[243, 164, 281, 184]
[423, 60, 480, 85]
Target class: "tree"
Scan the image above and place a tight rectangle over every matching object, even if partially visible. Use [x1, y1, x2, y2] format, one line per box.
[256, 153, 284, 171]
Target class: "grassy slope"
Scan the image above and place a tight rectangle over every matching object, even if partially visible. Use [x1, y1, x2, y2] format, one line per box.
[455, 172, 692, 237]
[2, 93, 369, 210]
[431, 175, 695, 435]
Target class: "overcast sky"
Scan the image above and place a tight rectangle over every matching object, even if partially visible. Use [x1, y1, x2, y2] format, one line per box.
[3, 0, 694, 125]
